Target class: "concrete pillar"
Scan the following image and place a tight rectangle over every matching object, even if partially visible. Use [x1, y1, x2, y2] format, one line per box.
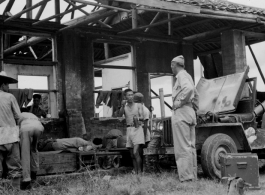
[182, 42, 194, 80]
[221, 30, 246, 75]
[57, 30, 94, 138]
[133, 43, 151, 109]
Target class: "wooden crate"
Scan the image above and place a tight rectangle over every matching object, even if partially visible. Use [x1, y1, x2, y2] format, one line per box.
[37, 151, 77, 176]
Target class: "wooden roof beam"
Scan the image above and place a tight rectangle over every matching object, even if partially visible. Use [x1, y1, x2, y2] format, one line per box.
[64, 0, 112, 28]
[5, 0, 51, 23]
[35, 1, 48, 20]
[119, 15, 186, 34]
[72, 0, 131, 12]
[104, 0, 200, 13]
[33, 4, 87, 26]
[3, 0, 15, 14]
[183, 26, 231, 42]
[58, 9, 118, 32]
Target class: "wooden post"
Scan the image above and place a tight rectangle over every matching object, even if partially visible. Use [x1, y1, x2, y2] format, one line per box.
[54, 0, 60, 23]
[221, 30, 246, 75]
[0, 31, 4, 71]
[182, 42, 194, 80]
[132, 8, 138, 29]
[168, 13, 172, 36]
[159, 88, 165, 118]
[26, 0, 32, 19]
[104, 43, 110, 59]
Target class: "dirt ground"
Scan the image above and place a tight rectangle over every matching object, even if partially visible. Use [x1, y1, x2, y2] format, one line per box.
[1, 162, 265, 195]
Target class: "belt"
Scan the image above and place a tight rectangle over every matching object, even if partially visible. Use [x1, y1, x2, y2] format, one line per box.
[127, 124, 134, 127]
[24, 118, 40, 121]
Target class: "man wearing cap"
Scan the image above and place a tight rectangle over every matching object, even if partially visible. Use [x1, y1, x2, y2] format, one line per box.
[171, 55, 199, 182]
[0, 71, 22, 189]
[27, 94, 47, 118]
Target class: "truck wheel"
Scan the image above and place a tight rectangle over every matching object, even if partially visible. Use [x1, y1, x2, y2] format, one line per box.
[201, 133, 237, 179]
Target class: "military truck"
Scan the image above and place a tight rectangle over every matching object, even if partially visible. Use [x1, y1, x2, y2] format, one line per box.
[145, 66, 265, 179]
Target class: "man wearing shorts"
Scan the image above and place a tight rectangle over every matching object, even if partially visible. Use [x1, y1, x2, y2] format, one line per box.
[119, 89, 144, 174]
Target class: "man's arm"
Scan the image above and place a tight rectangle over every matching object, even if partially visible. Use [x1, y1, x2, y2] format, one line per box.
[10, 95, 22, 124]
[42, 109, 47, 118]
[118, 100, 126, 117]
[173, 74, 194, 109]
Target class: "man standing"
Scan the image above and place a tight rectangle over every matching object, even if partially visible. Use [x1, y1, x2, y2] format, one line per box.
[19, 112, 44, 189]
[171, 55, 199, 182]
[119, 89, 144, 174]
[27, 94, 47, 118]
[0, 71, 22, 189]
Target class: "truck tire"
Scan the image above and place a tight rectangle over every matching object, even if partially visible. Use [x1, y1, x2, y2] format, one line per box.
[201, 133, 237, 179]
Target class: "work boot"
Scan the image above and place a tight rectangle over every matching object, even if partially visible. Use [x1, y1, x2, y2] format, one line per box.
[11, 177, 21, 190]
[21, 181, 31, 190]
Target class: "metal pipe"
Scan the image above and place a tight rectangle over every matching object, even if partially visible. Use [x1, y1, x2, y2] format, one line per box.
[254, 101, 265, 117]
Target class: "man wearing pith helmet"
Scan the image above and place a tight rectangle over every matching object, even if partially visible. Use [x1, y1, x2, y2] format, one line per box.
[171, 55, 199, 182]
[0, 71, 22, 189]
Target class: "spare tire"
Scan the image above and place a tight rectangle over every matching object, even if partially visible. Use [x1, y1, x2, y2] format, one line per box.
[201, 133, 237, 179]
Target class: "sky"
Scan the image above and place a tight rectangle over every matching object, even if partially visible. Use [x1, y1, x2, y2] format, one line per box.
[1, 0, 265, 117]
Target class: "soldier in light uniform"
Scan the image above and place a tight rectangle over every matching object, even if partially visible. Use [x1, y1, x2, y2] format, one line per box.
[171, 55, 199, 182]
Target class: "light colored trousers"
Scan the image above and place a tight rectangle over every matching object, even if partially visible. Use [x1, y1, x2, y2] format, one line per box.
[0, 142, 22, 178]
[20, 120, 43, 182]
[172, 105, 197, 181]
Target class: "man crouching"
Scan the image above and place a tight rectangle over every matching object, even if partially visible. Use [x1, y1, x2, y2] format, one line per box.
[119, 89, 144, 174]
[19, 112, 44, 190]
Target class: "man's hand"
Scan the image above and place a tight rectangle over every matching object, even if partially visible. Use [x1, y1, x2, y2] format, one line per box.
[121, 100, 127, 107]
[173, 100, 181, 110]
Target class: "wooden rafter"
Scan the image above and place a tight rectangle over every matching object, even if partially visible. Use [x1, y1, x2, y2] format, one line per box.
[58, 9, 118, 32]
[5, 0, 51, 23]
[33, 4, 87, 26]
[145, 12, 160, 32]
[64, 0, 112, 28]
[39, 49, 52, 60]
[3, 0, 15, 14]
[54, 0, 60, 22]
[35, 1, 48, 20]
[26, 0, 32, 19]
[104, 0, 200, 13]
[119, 15, 186, 34]
[72, 0, 131, 12]
[60, 3, 72, 20]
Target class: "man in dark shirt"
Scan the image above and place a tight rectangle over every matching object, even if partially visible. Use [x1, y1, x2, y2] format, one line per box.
[27, 94, 47, 118]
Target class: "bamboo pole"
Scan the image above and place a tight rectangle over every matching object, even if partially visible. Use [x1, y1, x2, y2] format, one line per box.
[145, 12, 160, 32]
[0, 31, 4, 71]
[26, 0, 32, 19]
[159, 88, 166, 118]
[132, 9, 138, 29]
[54, 0, 60, 23]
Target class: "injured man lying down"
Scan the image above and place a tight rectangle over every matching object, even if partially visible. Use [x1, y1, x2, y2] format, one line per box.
[38, 137, 102, 152]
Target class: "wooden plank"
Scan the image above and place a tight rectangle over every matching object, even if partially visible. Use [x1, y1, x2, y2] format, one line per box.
[119, 15, 186, 34]
[58, 9, 117, 32]
[3, 58, 55, 66]
[93, 64, 136, 70]
[33, 4, 87, 26]
[38, 161, 77, 175]
[3, 29, 51, 37]
[26, 0, 32, 19]
[4, 0, 51, 22]
[39, 152, 76, 164]
[71, 0, 131, 12]
[54, 0, 60, 23]
[105, 0, 200, 13]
